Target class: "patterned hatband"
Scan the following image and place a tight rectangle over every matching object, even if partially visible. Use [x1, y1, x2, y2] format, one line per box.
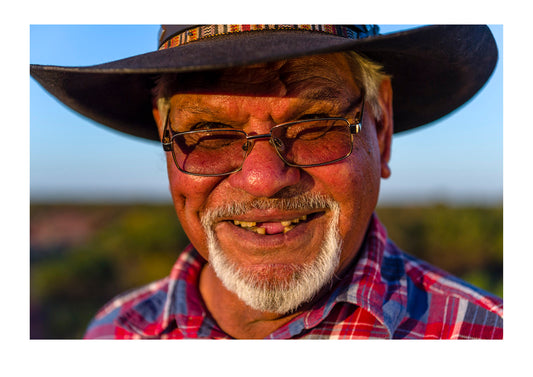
[159, 24, 379, 50]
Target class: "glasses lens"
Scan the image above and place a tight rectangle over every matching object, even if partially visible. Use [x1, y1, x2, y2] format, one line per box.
[172, 130, 246, 175]
[272, 119, 352, 166]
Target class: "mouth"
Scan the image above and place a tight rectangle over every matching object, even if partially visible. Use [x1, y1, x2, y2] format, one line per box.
[230, 212, 321, 235]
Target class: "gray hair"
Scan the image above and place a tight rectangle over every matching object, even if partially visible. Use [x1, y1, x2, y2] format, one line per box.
[342, 51, 390, 121]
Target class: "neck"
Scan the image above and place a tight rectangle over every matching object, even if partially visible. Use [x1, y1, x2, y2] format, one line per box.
[199, 263, 300, 339]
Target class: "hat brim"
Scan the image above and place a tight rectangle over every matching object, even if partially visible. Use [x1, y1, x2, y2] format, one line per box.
[30, 24, 497, 142]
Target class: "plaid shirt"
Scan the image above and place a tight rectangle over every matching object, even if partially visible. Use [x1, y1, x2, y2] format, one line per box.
[84, 214, 503, 339]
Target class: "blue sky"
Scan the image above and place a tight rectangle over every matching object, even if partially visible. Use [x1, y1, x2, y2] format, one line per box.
[29, 25, 503, 204]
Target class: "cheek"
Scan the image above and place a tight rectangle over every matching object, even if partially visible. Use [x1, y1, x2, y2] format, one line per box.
[328, 141, 381, 209]
[351, 141, 382, 200]
[321, 136, 382, 253]
[336, 159, 379, 225]
[165, 156, 221, 255]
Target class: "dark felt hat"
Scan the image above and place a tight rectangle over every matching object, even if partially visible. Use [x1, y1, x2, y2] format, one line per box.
[30, 24, 498, 142]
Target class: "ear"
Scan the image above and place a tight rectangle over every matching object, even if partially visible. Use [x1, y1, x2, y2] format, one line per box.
[375, 77, 393, 179]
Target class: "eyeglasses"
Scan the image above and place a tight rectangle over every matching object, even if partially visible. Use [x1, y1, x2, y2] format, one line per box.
[162, 97, 365, 177]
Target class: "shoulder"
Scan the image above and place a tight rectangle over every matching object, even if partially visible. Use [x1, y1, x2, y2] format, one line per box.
[83, 277, 170, 339]
[402, 251, 503, 313]
[399, 251, 503, 339]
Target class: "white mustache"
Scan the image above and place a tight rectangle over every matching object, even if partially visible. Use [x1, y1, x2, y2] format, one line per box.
[201, 193, 336, 230]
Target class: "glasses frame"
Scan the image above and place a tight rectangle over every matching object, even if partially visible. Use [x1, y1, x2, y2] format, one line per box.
[162, 96, 365, 177]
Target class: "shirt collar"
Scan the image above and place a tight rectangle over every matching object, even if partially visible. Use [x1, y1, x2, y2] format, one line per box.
[332, 214, 408, 336]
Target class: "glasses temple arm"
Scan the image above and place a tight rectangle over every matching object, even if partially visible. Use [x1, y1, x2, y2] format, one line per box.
[162, 109, 173, 151]
[350, 96, 365, 134]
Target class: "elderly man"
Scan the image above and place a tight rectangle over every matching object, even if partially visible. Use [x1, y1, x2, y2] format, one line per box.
[31, 24, 503, 339]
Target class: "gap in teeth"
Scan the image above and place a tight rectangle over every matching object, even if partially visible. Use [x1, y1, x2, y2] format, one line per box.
[283, 224, 295, 234]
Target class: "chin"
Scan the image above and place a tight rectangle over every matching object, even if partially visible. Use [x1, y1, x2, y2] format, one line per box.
[203, 199, 342, 314]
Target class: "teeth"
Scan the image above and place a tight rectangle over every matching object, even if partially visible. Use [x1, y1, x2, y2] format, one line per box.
[235, 221, 256, 227]
[283, 225, 295, 233]
[233, 214, 308, 234]
[251, 227, 266, 235]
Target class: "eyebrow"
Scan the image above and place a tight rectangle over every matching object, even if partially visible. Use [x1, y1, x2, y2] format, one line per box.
[167, 102, 220, 132]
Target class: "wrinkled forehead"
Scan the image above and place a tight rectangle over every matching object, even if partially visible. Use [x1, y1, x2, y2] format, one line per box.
[157, 52, 362, 99]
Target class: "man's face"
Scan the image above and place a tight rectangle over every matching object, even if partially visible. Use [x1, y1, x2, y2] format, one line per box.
[154, 53, 392, 313]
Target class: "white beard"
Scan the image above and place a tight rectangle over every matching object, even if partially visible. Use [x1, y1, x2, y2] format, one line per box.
[201, 194, 342, 315]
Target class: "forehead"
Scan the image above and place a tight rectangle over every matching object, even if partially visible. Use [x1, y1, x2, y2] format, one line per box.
[162, 52, 360, 100]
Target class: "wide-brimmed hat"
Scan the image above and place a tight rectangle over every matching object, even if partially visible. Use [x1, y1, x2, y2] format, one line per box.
[30, 24, 497, 142]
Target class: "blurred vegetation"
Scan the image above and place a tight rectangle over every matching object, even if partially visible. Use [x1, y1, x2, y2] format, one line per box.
[30, 203, 502, 339]
[30, 204, 190, 339]
[375, 205, 503, 297]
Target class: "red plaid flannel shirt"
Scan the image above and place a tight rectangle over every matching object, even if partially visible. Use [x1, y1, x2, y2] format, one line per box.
[84, 214, 503, 339]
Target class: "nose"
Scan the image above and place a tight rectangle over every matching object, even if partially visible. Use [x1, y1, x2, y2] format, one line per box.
[228, 137, 301, 197]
